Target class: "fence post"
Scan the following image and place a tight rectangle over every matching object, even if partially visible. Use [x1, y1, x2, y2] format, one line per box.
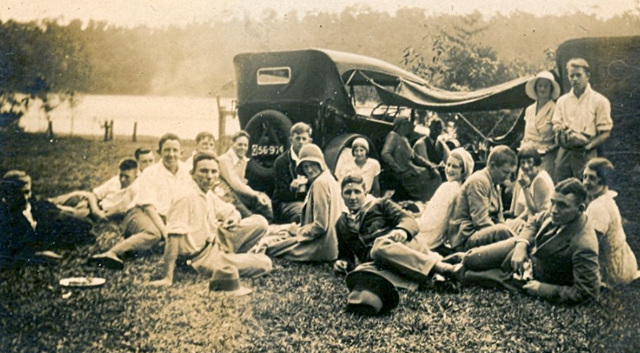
[109, 120, 114, 141]
[102, 121, 109, 142]
[216, 95, 227, 156]
[132, 121, 137, 142]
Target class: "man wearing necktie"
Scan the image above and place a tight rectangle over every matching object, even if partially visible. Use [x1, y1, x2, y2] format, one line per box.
[443, 178, 600, 304]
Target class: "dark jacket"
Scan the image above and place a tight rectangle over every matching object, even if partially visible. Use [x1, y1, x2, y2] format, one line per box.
[272, 149, 308, 204]
[335, 196, 418, 267]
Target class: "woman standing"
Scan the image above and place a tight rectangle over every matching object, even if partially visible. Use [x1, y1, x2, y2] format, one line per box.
[521, 71, 561, 180]
[583, 157, 639, 287]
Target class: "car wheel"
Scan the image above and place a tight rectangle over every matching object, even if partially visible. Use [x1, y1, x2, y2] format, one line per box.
[244, 110, 292, 194]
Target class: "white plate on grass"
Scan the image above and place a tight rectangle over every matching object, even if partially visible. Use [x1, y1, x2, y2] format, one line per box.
[59, 277, 106, 288]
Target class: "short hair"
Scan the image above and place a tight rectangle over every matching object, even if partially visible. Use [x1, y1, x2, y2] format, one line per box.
[290, 122, 312, 136]
[158, 133, 182, 151]
[119, 158, 138, 171]
[192, 152, 218, 172]
[517, 145, 542, 167]
[566, 58, 591, 76]
[392, 117, 413, 133]
[195, 131, 216, 143]
[585, 157, 614, 186]
[341, 173, 367, 191]
[487, 145, 517, 168]
[429, 118, 444, 131]
[555, 178, 587, 205]
[1, 170, 30, 198]
[134, 148, 152, 160]
[231, 130, 250, 142]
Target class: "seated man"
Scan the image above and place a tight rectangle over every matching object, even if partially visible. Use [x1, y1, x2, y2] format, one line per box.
[135, 147, 155, 172]
[49, 158, 139, 220]
[217, 130, 273, 221]
[185, 131, 217, 170]
[446, 145, 518, 251]
[149, 152, 272, 286]
[90, 133, 192, 269]
[272, 122, 312, 223]
[1, 170, 95, 268]
[444, 178, 600, 305]
[413, 117, 450, 168]
[334, 174, 454, 285]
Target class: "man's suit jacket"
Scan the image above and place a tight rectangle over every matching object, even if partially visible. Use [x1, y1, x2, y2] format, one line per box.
[335, 196, 418, 267]
[447, 168, 503, 249]
[462, 211, 600, 304]
[272, 150, 308, 205]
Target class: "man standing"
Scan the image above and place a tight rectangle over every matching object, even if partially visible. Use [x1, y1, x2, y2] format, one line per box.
[444, 178, 600, 305]
[334, 173, 454, 285]
[272, 122, 312, 223]
[552, 58, 613, 182]
[446, 145, 518, 251]
[90, 133, 191, 269]
[148, 152, 272, 287]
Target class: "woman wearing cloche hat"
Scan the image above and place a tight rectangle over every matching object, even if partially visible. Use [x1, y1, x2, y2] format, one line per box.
[521, 71, 561, 179]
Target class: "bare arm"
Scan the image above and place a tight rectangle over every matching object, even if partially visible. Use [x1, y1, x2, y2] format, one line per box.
[584, 131, 611, 151]
[143, 205, 167, 238]
[219, 156, 259, 199]
[148, 234, 180, 286]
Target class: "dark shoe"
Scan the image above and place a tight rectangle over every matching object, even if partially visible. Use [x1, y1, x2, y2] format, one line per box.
[442, 252, 465, 265]
[88, 252, 124, 270]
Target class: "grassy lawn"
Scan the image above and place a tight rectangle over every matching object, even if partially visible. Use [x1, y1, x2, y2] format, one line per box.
[1, 132, 639, 352]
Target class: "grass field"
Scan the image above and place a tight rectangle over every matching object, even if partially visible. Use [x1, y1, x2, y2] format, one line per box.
[1, 132, 639, 353]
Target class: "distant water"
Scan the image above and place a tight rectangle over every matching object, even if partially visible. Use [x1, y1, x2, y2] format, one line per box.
[19, 94, 240, 139]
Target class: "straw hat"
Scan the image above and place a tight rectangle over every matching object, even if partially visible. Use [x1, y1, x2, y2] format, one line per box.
[525, 71, 561, 100]
[209, 265, 253, 296]
[345, 269, 399, 315]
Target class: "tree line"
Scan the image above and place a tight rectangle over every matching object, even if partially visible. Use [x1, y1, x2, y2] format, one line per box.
[1, 6, 639, 130]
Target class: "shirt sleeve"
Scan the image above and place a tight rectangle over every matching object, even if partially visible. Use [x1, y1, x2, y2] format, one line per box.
[133, 169, 159, 208]
[165, 195, 192, 235]
[594, 95, 613, 133]
[92, 176, 120, 200]
[466, 178, 495, 229]
[300, 179, 332, 239]
[218, 154, 257, 198]
[586, 203, 610, 235]
[213, 194, 239, 222]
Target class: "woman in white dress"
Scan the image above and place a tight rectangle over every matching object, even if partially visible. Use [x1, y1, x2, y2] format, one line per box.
[414, 148, 474, 251]
[509, 144, 555, 224]
[521, 71, 561, 180]
[334, 138, 381, 196]
[583, 157, 639, 287]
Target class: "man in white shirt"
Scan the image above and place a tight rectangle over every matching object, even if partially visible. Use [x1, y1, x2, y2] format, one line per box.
[49, 158, 139, 220]
[90, 133, 191, 269]
[148, 152, 272, 287]
[552, 58, 613, 182]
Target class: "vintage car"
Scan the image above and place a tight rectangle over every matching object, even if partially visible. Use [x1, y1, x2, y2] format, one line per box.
[234, 37, 640, 216]
[233, 48, 533, 194]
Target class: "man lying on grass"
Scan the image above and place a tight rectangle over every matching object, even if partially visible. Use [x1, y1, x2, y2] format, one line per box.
[1, 170, 95, 268]
[49, 158, 139, 221]
[90, 133, 192, 269]
[149, 152, 272, 286]
[442, 178, 600, 304]
[334, 173, 456, 286]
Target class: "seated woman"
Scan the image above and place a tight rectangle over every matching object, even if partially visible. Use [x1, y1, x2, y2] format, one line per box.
[414, 148, 474, 252]
[334, 138, 381, 197]
[381, 118, 441, 202]
[583, 157, 639, 287]
[507, 145, 554, 232]
[258, 144, 343, 262]
[217, 131, 273, 221]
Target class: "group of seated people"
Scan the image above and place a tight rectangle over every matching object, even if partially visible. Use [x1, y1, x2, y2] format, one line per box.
[2, 60, 638, 312]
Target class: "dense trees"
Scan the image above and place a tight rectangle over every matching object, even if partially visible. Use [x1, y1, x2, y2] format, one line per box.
[1, 7, 639, 101]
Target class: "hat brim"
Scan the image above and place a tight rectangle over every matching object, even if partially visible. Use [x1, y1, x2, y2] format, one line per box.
[525, 76, 560, 101]
[346, 270, 399, 313]
[216, 285, 253, 297]
[296, 157, 326, 175]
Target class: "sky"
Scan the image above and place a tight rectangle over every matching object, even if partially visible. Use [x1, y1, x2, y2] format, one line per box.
[2, 0, 639, 27]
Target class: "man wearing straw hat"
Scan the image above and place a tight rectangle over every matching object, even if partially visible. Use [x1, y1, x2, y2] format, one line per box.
[149, 152, 272, 287]
[552, 58, 613, 182]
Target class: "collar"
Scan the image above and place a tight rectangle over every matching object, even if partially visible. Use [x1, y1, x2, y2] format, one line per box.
[226, 149, 249, 165]
[570, 84, 593, 99]
[290, 148, 300, 164]
[482, 168, 498, 188]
